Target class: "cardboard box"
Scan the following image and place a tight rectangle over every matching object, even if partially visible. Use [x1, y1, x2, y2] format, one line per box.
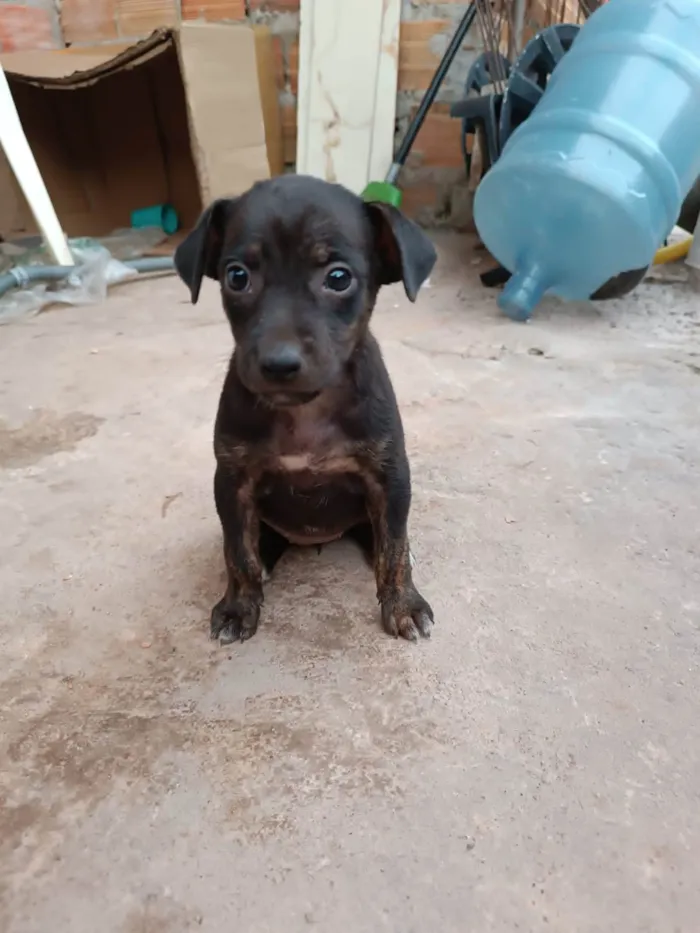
[0, 23, 271, 240]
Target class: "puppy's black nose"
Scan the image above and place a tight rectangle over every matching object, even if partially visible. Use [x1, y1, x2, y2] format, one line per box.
[259, 345, 303, 382]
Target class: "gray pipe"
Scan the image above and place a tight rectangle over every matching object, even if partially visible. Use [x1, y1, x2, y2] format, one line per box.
[0, 256, 175, 300]
[128, 257, 175, 275]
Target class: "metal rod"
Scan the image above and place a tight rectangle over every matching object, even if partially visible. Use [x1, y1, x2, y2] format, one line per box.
[486, 1, 508, 85]
[476, 0, 499, 92]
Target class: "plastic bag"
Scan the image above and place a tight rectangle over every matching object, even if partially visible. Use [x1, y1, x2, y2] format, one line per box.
[0, 243, 138, 324]
[95, 226, 165, 260]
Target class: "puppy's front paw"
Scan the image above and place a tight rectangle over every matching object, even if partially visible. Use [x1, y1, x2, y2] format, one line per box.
[210, 596, 261, 645]
[380, 586, 434, 642]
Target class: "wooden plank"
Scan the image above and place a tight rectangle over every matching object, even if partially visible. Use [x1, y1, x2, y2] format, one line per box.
[296, 0, 400, 194]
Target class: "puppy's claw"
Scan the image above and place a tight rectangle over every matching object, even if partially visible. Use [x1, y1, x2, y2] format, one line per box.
[380, 588, 434, 643]
[415, 609, 433, 638]
[217, 625, 238, 646]
[210, 596, 261, 646]
[398, 619, 419, 643]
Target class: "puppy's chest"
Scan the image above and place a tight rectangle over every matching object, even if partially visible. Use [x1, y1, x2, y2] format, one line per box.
[266, 407, 357, 477]
[256, 406, 366, 545]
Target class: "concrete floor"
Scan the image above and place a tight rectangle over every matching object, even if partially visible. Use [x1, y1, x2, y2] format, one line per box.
[1, 234, 699, 932]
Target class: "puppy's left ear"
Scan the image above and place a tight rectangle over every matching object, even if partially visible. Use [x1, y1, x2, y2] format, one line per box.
[174, 198, 237, 304]
[365, 201, 437, 301]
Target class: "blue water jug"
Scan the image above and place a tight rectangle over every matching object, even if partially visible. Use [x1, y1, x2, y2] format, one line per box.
[473, 0, 700, 320]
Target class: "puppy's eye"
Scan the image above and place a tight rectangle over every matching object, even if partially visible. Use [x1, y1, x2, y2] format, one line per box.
[225, 263, 251, 293]
[323, 265, 353, 293]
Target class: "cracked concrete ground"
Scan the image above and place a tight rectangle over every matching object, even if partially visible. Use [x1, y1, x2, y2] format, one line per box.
[1, 234, 699, 932]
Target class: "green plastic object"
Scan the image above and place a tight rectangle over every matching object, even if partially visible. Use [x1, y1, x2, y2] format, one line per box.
[131, 203, 179, 235]
[361, 181, 402, 208]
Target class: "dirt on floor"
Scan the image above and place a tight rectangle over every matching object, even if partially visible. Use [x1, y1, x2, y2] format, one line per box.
[0, 234, 699, 933]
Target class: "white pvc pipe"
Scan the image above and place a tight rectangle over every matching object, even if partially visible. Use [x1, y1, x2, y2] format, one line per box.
[0, 64, 73, 266]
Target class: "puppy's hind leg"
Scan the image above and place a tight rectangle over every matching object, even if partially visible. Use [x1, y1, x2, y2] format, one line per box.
[259, 522, 290, 582]
[344, 522, 374, 567]
[346, 522, 417, 569]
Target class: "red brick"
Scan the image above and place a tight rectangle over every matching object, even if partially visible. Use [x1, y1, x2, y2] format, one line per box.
[248, 0, 300, 11]
[401, 180, 440, 221]
[61, 0, 118, 44]
[116, 0, 177, 35]
[0, 5, 57, 51]
[398, 19, 476, 91]
[181, 0, 246, 20]
[398, 20, 445, 91]
[409, 105, 464, 169]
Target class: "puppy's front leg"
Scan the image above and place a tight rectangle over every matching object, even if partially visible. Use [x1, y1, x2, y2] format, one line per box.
[211, 465, 263, 645]
[365, 455, 434, 643]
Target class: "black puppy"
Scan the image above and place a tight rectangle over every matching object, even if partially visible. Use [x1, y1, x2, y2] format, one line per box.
[175, 174, 437, 645]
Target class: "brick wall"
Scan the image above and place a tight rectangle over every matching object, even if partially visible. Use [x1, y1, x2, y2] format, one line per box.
[0, 0, 62, 51]
[0, 0, 485, 226]
[396, 1, 479, 227]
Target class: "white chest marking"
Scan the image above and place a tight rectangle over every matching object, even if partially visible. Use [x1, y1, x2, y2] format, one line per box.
[278, 453, 312, 471]
[276, 452, 360, 475]
[273, 395, 360, 476]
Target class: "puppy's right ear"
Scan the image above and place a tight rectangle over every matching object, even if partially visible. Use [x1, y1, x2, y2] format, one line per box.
[364, 201, 437, 301]
[174, 198, 236, 304]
